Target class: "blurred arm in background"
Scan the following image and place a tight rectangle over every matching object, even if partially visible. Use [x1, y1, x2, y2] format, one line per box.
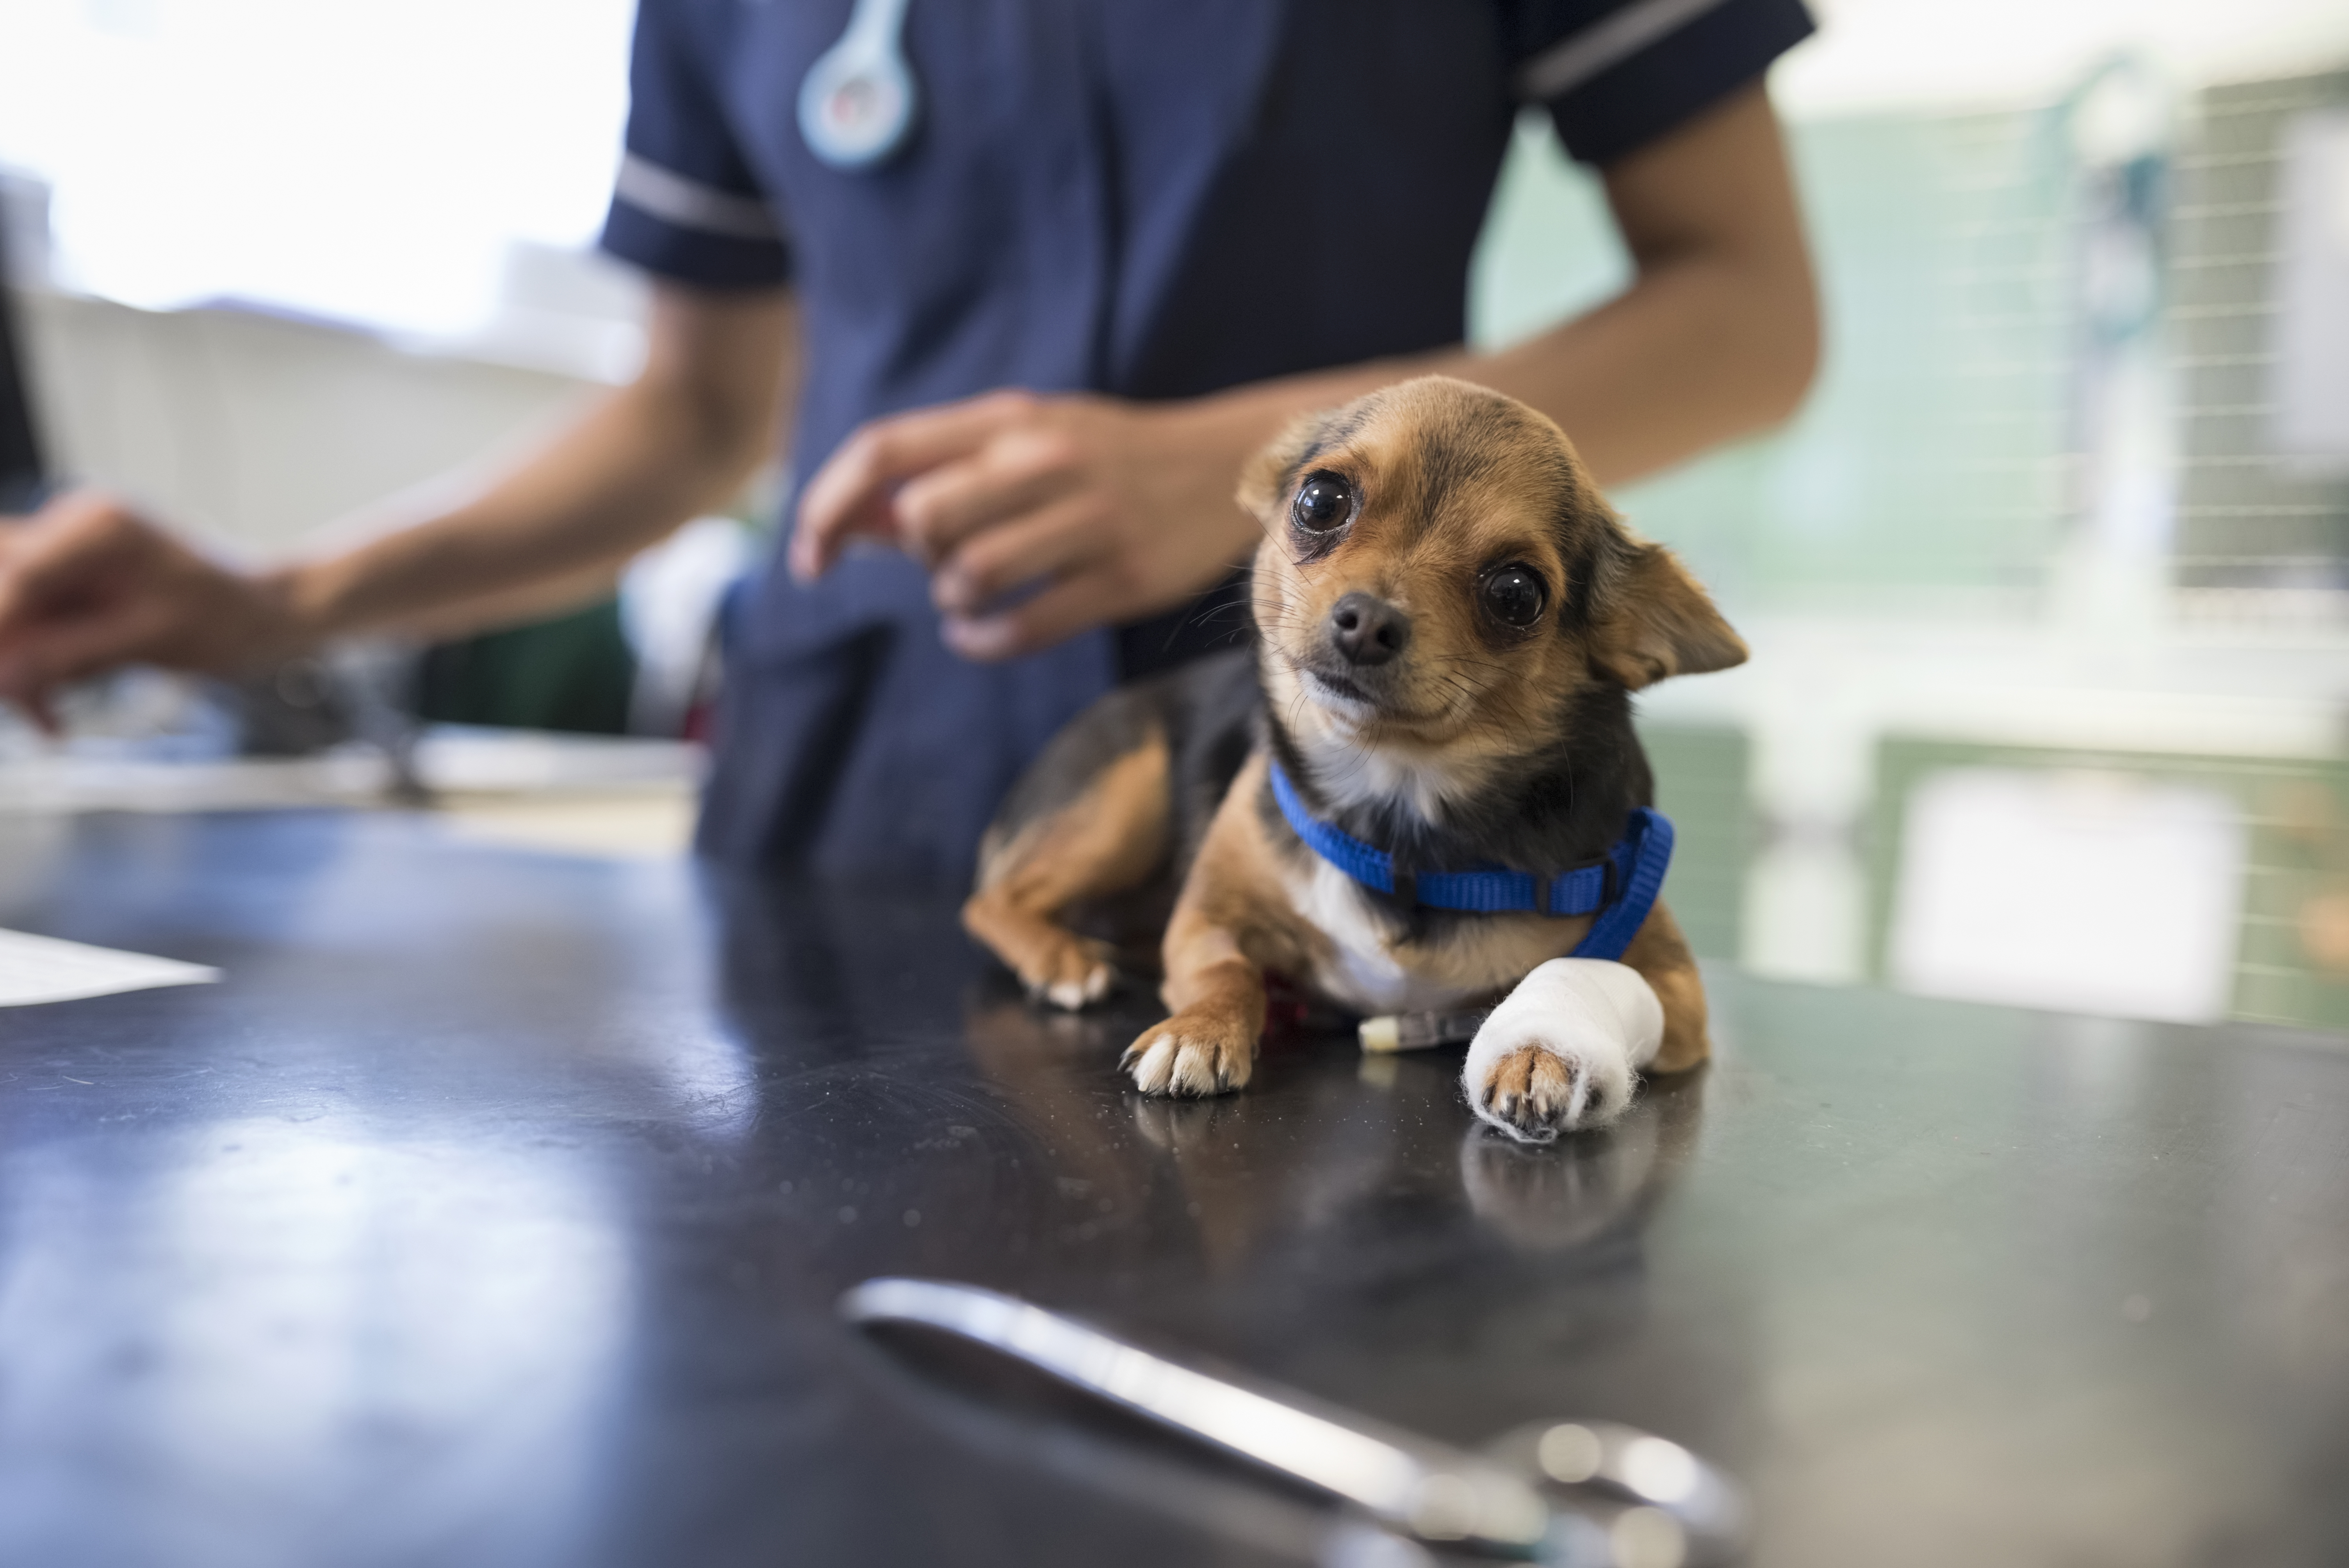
[0, 83, 1813, 720]
[0, 282, 795, 728]
[793, 84, 1819, 661]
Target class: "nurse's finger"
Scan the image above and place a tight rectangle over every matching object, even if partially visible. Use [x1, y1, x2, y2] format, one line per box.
[893, 428, 1083, 567]
[0, 591, 177, 694]
[0, 679, 59, 735]
[790, 391, 1037, 581]
[930, 491, 1105, 615]
[0, 596, 176, 732]
[940, 570, 1119, 662]
[0, 492, 136, 636]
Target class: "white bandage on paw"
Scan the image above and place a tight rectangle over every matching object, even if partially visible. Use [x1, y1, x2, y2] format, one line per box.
[1463, 958, 1663, 1141]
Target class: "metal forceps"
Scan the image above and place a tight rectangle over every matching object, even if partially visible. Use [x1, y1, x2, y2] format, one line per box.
[841, 1277, 1749, 1567]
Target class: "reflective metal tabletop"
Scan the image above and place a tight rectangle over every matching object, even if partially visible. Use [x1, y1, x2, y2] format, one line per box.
[0, 809, 2343, 1568]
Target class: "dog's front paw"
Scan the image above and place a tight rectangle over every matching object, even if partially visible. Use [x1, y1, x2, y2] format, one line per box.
[1020, 932, 1117, 1011]
[1121, 1011, 1254, 1096]
[1473, 1043, 1620, 1142]
[1463, 958, 1661, 1144]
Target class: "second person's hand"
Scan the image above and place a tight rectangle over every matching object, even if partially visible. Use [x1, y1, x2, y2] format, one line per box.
[0, 489, 309, 730]
[788, 388, 1268, 661]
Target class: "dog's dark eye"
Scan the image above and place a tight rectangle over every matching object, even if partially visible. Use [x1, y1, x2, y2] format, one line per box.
[1481, 565, 1546, 629]
[1291, 472, 1355, 534]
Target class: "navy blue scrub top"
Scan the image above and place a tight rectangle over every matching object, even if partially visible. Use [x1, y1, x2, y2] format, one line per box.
[599, 0, 1813, 883]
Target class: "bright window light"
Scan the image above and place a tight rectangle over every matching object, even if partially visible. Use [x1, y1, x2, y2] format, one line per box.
[1890, 768, 2248, 1023]
[1784, 0, 2349, 116]
[0, 0, 635, 337]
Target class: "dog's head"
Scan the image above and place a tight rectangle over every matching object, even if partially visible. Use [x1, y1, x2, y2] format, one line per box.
[1239, 376, 1745, 795]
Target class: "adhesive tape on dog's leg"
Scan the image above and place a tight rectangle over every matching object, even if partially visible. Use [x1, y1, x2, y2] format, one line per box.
[1544, 957, 1665, 1069]
[1469, 960, 1663, 1072]
[1358, 1016, 1401, 1054]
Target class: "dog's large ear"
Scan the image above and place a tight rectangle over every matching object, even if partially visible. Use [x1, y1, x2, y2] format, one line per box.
[1235, 410, 1331, 524]
[1588, 533, 1748, 690]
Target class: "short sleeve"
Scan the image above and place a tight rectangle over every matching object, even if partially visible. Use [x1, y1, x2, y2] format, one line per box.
[1504, 0, 1816, 167]
[599, 0, 792, 290]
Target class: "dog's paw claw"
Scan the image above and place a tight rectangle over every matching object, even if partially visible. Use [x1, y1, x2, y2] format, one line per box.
[1474, 1044, 1614, 1142]
[1123, 1016, 1252, 1097]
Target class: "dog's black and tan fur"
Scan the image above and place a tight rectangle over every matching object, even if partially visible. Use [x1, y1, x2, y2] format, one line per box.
[962, 377, 1746, 1139]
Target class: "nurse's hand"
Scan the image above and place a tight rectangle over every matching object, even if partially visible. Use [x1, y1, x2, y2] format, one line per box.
[0, 490, 299, 730]
[788, 390, 1267, 660]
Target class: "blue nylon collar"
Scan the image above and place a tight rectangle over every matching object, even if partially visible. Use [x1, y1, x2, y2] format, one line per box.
[1267, 761, 1673, 962]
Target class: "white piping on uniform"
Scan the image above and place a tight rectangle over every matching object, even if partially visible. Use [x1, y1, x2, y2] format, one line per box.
[613, 153, 783, 242]
[1513, 0, 1736, 103]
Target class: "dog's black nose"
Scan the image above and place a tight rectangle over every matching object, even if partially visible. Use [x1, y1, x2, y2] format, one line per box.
[1328, 592, 1410, 666]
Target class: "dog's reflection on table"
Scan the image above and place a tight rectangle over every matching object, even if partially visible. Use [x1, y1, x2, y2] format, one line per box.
[1457, 1070, 1702, 1254]
[959, 984, 1707, 1270]
[935, 988, 1715, 1565]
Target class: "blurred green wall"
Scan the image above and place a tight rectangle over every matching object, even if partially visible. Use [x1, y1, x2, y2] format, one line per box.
[1471, 105, 2075, 614]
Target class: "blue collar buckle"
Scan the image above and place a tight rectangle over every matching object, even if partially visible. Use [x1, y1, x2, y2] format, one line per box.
[1267, 762, 1674, 963]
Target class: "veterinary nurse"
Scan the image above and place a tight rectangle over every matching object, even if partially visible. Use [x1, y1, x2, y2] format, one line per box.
[0, 0, 1820, 880]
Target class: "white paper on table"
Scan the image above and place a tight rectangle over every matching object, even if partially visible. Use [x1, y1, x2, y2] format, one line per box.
[0, 928, 221, 1009]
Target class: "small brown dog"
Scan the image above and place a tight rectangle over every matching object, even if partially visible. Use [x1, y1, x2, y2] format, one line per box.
[962, 376, 1746, 1140]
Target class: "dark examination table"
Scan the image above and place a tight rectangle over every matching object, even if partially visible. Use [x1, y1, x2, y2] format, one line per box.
[1, 808, 2343, 1568]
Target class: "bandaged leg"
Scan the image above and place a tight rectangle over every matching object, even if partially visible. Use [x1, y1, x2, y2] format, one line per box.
[1463, 958, 1663, 1143]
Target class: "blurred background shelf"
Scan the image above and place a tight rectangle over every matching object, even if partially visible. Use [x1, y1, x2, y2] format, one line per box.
[0, 726, 704, 882]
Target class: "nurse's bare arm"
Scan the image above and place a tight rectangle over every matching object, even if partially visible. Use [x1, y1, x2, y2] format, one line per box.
[0, 283, 796, 726]
[793, 82, 1815, 661]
